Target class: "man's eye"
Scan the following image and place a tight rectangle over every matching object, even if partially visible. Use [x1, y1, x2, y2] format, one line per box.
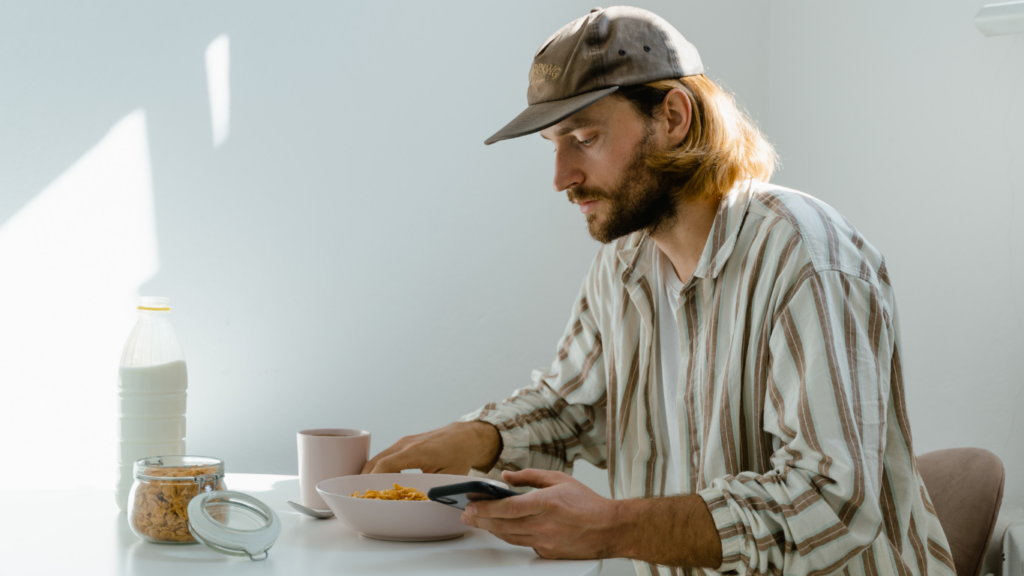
[552, 137, 594, 153]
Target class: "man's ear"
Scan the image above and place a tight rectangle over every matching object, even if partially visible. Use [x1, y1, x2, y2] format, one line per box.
[661, 89, 692, 147]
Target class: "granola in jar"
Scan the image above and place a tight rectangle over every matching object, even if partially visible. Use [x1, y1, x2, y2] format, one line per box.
[127, 456, 225, 544]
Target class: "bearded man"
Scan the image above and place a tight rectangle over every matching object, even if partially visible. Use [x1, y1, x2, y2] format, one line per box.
[361, 6, 955, 576]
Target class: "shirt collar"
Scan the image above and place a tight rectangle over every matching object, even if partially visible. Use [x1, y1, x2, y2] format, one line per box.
[614, 234, 656, 288]
[692, 179, 754, 280]
[615, 179, 755, 286]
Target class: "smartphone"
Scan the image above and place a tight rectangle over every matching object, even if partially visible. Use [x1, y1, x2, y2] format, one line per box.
[427, 481, 520, 510]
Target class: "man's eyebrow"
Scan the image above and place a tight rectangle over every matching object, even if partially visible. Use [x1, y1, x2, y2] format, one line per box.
[541, 117, 602, 140]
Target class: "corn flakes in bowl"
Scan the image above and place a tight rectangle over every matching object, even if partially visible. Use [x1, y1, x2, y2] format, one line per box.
[316, 473, 509, 542]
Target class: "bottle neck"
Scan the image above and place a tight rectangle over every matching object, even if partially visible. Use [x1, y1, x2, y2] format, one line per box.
[137, 309, 171, 320]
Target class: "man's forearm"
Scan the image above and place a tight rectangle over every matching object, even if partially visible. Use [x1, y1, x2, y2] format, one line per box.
[611, 494, 723, 569]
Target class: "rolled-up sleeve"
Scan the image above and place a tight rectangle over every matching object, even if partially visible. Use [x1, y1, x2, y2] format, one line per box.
[461, 254, 609, 476]
[698, 270, 891, 575]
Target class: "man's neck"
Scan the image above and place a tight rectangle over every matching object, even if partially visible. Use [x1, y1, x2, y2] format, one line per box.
[649, 195, 721, 285]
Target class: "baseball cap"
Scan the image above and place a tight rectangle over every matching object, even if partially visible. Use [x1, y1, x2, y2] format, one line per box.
[484, 6, 704, 145]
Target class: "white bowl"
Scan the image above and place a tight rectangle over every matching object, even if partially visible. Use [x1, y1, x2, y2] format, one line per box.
[316, 473, 508, 542]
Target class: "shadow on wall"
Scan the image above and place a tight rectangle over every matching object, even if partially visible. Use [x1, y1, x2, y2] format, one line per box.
[0, 111, 159, 489]
[0, 1, 772, 489]
[0, 27, 230, 489]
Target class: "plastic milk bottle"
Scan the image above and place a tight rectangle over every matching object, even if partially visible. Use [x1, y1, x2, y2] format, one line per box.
[115, 297, 188, 512]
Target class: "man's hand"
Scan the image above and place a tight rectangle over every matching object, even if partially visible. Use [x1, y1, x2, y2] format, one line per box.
[459, 469, 622, 560]
[461, 468, 724, 568]
[360, 421, 501, 475]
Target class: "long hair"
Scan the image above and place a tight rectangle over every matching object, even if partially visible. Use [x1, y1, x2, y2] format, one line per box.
[614, 75, 778, 201]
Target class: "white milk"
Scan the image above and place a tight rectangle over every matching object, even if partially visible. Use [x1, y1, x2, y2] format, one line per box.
[116, 360, 188, 511]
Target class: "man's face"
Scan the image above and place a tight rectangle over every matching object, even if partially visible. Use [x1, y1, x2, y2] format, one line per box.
[540, 96, 681, 243]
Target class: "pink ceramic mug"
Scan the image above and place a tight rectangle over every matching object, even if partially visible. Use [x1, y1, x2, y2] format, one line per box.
[297, 428, 371, 509]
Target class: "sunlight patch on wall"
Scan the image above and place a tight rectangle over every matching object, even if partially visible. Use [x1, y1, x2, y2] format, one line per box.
[0, 110, 159, 491]
[205, 34, 231, 148]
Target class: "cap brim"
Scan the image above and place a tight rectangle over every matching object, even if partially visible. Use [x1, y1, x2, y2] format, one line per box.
[483, 86, 619, 145]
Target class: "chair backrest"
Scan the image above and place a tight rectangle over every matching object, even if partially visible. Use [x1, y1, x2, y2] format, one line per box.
[917, 447, 1005, 576]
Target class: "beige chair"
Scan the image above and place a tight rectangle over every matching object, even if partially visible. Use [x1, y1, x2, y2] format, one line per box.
[917, 448, 1005, 576]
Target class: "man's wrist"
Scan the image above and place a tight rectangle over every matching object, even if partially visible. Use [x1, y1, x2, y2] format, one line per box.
[603, 495, 723, 568]
[606, 497, 641, 559]
[463, 420, 502, 471]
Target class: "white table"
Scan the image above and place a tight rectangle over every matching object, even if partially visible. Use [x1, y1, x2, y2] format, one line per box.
[2, 473, 602, 576]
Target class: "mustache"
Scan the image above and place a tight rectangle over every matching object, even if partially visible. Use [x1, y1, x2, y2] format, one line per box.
[566, 186, 609, 204]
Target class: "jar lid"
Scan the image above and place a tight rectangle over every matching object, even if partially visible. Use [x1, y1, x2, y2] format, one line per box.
[187, 490, 281, 561]
[134, 455, 224, 482]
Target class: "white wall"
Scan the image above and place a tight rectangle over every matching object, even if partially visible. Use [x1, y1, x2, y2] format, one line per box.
[766, 0, 1024, 509]
[4, 0, 1016, 524]
[0, 0, 768, 507]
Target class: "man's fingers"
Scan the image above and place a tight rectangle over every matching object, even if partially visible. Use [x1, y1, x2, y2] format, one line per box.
[493, 532, 536, 549]
[461, 513, 535, 535]
[468, 492, 545, 519]
[368, 450, 423, 474]
[463, 515, 552, 555]
[501, 468, 570, 489]
[468, 468, 573, 519]
[360, 456, 381, 475]
[361, 444, 400, 474]
[362, 441, 414, 474]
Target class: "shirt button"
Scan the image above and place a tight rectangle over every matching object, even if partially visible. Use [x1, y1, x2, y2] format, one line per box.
[692, 452, 700, 467]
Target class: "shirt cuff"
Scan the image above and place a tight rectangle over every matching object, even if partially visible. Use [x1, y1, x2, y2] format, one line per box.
[459, 408, 530, 475]
[698, 485, 744, 574]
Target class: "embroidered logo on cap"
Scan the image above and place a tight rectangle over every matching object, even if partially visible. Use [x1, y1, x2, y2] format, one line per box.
[529, 63, 562, 86]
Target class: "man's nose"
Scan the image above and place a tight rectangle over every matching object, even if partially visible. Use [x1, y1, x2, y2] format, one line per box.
[552, 148, 583, 192]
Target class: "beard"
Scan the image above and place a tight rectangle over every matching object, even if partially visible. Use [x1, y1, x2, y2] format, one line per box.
[566, 130, 688, 244]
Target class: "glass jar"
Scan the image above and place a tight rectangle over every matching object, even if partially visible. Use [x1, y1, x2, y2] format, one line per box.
[127, 455, 226, 544]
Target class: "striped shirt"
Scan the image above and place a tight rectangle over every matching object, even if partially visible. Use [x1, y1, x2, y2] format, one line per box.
[461, 180, 955, 576]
